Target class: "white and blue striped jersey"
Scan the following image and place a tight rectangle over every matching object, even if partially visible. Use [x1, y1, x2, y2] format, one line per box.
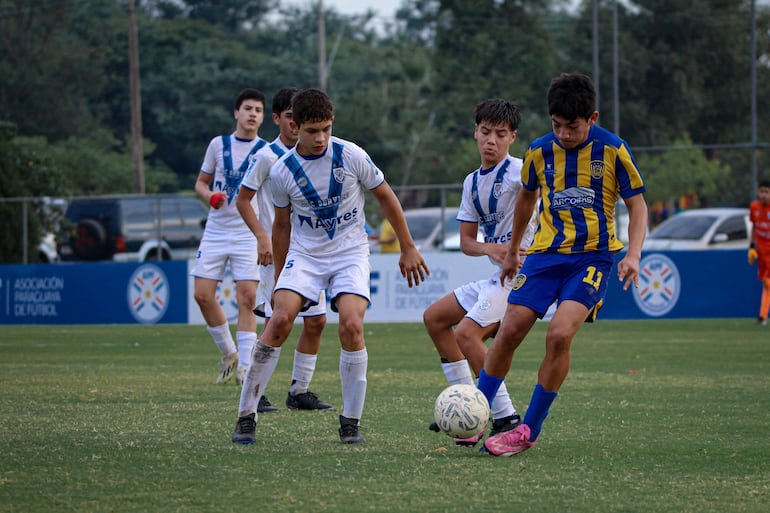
[200, 133, 266, 232]
[456, 154, 538, 267]
[269, 136, 384, 256]
[240, 137, 291, 237]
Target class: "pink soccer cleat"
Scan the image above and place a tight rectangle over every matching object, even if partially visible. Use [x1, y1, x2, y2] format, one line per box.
[483, 424, 536, 456]
[454, 429, 485, 447]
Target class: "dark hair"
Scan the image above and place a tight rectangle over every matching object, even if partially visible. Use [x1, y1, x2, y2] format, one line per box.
[291, 88, 334, 127]
[234, 88, 266, 110]
[272, 87, 299, 115]
[759, 180, 770, 189]
[475, 99, 521, 132]
[547, 73, 596, 121]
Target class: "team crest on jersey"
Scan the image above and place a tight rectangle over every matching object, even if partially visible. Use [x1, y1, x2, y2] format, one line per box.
[297, 177, 308, 188]
[333, 167, 345, 184]
[493, 183, 503, 199]
[590, 160, 605, 179]
[512, 273, 527, 290]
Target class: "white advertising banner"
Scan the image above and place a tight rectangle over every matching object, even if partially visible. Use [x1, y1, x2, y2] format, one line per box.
[186, 252, 498, 325]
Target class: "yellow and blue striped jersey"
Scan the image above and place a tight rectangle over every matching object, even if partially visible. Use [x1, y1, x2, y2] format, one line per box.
[522, 125, 645, 254]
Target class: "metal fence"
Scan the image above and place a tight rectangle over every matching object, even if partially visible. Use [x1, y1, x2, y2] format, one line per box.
[1, 185, 467, 264]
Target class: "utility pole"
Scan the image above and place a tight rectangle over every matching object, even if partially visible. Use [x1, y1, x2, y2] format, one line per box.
[612, 0, 619, 134]
[750, 0, 758, 198]
[128, 0, 145, 193]
[318, 0, 327, 91]
[592, 0, 600, 116]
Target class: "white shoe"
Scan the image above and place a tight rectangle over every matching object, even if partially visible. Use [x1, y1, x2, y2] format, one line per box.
[216, 352, 238, 384]
[236, 365, 247, 386]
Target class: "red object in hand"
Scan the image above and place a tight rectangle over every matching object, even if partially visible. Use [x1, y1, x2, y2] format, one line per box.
[209, 192, 226, 209]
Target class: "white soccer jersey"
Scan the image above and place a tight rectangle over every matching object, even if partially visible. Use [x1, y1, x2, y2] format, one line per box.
[200, 133, 266, 233]
[240, 137, 291, 236]
[270, 136, 384, 257]
[456, 154, 538, 267]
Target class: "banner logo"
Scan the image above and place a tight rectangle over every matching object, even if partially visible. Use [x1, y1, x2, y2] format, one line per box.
[128, 264, 170, 324]
[633, 254, 680, 317]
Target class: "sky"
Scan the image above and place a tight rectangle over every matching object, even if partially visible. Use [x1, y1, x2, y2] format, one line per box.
[286, 0, 401, 20]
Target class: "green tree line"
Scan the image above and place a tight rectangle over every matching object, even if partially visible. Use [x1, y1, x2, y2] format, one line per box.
[1, 0, 769, 261]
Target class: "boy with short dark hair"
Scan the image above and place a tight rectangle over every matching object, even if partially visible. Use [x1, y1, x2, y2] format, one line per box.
[233, 88, 430, 445]
[192, 88, 266, 385]
[478, 73, 648, 456]
[423, 98, 538, 447]
[236, 87, 333, 411]
[748, 179, 770, 324]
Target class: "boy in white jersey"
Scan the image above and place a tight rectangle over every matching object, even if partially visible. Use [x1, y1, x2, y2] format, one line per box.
[423, 99, 538, 447]
[192, 88, 266, 389]
[232, 88, 430, 445]
[236, 87, 333, 411]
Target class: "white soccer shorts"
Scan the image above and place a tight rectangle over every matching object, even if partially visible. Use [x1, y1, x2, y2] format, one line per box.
[453, 272, 512, 328]
[190, 233, 259, 282]
[255, 263, 327, 318]
[275, 250, 371, 312]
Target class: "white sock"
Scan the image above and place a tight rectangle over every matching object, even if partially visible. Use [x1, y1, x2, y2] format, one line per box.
[339, 348, 368, 420]
[207, 323, 236, 356]
[238, 341, 281, 417]
[290, 350, 317, 395]
[441, 359, 475, 386]
[489, 381, 517, 420]
[236, 331, 256, 369]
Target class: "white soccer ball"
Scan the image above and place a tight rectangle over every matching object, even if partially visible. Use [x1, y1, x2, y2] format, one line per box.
[433, 384, 490, 438]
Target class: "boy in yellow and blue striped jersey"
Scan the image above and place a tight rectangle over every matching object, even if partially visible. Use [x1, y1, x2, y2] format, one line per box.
[478, 73, 648, 457]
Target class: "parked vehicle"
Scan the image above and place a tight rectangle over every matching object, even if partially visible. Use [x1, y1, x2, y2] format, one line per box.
[58, 195, 208, 262]
[643, 207, 750, 250]
[402, 207, 483, 252]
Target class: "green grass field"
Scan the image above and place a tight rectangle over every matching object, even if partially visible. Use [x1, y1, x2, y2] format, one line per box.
[1, 320, 768, 513]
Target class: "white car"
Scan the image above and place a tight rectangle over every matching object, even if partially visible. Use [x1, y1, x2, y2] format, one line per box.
[643, 207, 750, 250]
[402, 207, 484, 252]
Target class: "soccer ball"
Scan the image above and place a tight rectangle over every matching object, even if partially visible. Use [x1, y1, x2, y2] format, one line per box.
[433, 384, 490, 438]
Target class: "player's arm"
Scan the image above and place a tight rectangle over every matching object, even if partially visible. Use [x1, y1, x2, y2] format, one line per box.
[617, 193, 649, 290]
[500, 188, 539, 284]
[458, 221, 509, 264]
[194, 171, 225, 209]
[272, 205, 291, 283]
[370, 181, 430, 287]
[748, 218, 758, 264]
[236, 187, 272, 266]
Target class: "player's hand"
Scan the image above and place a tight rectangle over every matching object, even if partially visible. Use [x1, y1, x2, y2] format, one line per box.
[617, 253, 641, 291]
[487, 243, 509, 265]
[209, 192, 226, 209]
[499, 251, 520, 287]
[399, 246, 430, 288]
[748, 247, 758, 265]
[257, 234, 273, 266]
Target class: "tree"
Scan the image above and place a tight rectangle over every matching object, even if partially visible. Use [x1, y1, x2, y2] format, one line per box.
[0, 122, 61, 263]
[638, 135, 731, 207]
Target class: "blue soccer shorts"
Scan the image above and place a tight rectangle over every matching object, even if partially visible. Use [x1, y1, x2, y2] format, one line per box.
[507, 251, 616, 318]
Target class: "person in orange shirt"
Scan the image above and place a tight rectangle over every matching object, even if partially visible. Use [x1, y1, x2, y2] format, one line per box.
[748, 180, 770, 325]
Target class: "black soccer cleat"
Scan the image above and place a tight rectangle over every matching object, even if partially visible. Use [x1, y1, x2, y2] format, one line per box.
[489, 414, 522, 437]
[286, 390, 335, 410]
[339, 415, 365, 444]
[257, 395, 279, 413]
[232, 413, 257, 445]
